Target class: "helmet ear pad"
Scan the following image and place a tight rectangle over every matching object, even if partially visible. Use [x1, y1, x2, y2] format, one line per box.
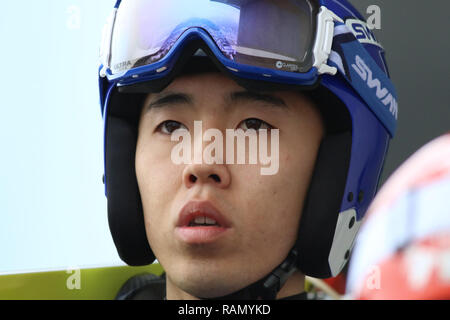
[295, 131, 352, 278]
[105, 90, 155, 266]
[295, 87, 353, 278]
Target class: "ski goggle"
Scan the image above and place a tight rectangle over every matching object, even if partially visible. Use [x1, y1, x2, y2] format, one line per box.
[100, 0, 342, 84]
[99, 0, 398, 137]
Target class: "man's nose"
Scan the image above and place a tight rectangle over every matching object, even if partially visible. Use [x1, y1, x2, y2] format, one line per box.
[182, 162, 231, 189]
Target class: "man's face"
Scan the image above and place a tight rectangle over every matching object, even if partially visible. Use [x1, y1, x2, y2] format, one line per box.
[136, 72, 324, 299]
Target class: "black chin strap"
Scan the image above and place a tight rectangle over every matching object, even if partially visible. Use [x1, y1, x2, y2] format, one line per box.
[204, 249, 299, 300]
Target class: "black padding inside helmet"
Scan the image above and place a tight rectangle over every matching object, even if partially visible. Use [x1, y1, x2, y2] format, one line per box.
[295, 131, 352, 278]
[306, 85, 352, 135]
[105, 91, 155, 266]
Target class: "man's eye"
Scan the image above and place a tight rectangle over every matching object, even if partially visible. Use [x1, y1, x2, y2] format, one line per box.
[238, 118, 273, 131]
[156, 120, 188, 135]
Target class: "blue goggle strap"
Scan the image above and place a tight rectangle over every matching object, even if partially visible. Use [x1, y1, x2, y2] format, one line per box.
[328, 22, 398, 137]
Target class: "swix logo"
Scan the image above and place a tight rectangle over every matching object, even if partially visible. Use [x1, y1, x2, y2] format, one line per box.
[352, 55, 398, 119]
[346, 19, 382, 48]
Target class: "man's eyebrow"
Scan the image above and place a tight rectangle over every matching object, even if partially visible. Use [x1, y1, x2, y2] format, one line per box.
[144, 92, 193, 112]
[228, 91, 288, 109]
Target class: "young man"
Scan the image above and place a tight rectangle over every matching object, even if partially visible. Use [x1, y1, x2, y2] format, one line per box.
[99, 0, 398, 299]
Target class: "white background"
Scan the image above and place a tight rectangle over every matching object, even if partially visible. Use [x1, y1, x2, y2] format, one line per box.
[0, 0, 123, 274]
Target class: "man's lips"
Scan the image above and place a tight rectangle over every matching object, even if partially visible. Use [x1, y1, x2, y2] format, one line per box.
[176, 200, 231, 228]
[175, 200, 231, 244]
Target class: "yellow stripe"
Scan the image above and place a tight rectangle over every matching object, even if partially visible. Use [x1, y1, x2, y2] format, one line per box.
[0, 264, 163, 300]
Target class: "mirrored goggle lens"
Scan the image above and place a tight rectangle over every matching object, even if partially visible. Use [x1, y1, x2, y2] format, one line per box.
[109, 0, 318, 75]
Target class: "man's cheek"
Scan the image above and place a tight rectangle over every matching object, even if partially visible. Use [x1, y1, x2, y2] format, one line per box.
[146, 166, 180, 197]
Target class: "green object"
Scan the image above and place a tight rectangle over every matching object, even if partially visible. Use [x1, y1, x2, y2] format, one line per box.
[0, 264, 164, 300]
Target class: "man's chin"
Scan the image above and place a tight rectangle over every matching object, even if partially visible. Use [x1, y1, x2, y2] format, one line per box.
[168, 272, 247, 299]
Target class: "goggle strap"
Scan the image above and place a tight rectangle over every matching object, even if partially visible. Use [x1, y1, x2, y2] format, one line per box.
[330, 23, 398, 137]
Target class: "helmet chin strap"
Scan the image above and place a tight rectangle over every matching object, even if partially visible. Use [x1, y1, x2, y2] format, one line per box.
[200, 249, 299, 300]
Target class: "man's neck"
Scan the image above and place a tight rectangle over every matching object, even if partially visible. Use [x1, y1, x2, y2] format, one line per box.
[276, 270, 305, 299]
